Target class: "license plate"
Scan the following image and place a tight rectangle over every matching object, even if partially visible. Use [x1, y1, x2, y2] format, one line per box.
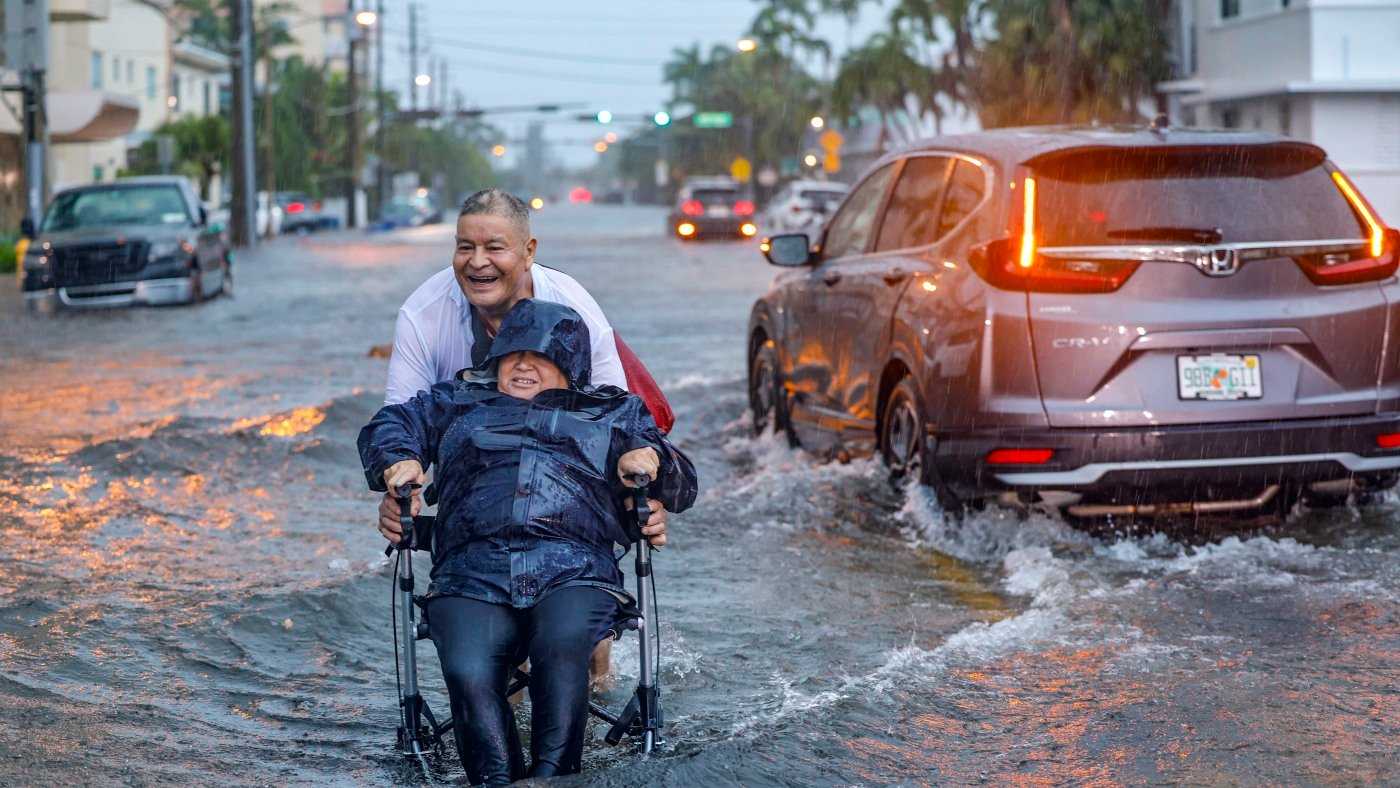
[1177, 354, 1263, 400]
[706, 205, 730, 217]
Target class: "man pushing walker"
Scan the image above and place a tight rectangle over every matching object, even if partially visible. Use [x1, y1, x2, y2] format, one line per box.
[376, 188, 674, 677]
[360, 299, 697, 783]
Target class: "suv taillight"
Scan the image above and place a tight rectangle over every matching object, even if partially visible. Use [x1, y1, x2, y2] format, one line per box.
[681, 200, 703, 216]
[734, 200, 755, 216]
[969, 176, 1140, 294]
[1297, 172, 1400, 286]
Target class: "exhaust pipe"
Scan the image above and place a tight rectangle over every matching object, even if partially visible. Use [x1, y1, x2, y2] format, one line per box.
[1066, 484, 1280, 518]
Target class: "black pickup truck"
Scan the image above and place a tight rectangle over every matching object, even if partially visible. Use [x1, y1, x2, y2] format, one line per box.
[21, 175, 231, 311]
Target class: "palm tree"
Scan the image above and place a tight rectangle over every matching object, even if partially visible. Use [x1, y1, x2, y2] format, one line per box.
[975, 0, 1171, 127]
[830, 31, 944, 135]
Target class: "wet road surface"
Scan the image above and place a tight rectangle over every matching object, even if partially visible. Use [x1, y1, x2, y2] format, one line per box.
[0, 205, 1396, 785]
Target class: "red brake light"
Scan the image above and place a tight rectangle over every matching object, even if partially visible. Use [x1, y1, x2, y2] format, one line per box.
[1377, 433, 1400, 449]
[681, 200, 703, 216]
[734, 200, 755, 216]
[1294, 172, 1400, 286]
[968, 174, 1140, 294]
[985, 448, 1054, 465]
[285, 201, 305, 214]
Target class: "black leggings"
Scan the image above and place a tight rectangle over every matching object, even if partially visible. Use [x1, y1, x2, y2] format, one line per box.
[426, 587, 616, 786]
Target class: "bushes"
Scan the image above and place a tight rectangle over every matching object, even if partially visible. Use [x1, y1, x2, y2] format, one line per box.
[0, 230, 18, 275]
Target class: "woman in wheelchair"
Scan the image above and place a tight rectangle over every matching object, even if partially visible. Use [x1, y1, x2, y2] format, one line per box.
[359, 299, 697, 785]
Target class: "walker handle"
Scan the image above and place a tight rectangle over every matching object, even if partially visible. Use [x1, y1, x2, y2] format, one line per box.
[392, 482, 422, 553]
[625, 474, 652, 545]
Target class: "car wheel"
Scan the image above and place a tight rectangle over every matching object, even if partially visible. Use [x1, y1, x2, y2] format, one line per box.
[881, 377, 961, 510]
[749, 338, 796, 446]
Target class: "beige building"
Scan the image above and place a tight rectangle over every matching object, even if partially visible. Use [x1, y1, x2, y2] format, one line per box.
[51, 0, 227, 192]
[269, 0, 349, 71]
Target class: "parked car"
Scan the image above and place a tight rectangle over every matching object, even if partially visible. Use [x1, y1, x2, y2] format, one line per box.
[374, 196, 434, 230]
[749, 126, 1400, 519]
[276, 191, 337, 233]
[762, 179, 848, 234]
[668, 177, 757, 240]
[22, 175, 232, 309]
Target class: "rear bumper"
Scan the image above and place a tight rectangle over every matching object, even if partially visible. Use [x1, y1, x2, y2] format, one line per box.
[936, 413, 1400, 496]
[673, 216, 748, 235]
[24, 276, 194, 309]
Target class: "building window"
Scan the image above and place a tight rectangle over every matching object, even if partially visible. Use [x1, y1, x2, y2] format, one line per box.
[1221, 107, 1240, 128]
[91, 52, 103, 88]
[147, 66, 157, 99]
[1221, 0, 1240, 19]
[203, 81, 212, 115]
[171, 73, 181, 110]
[112, 56, 119, 82]
[126, 59, 133, 83]
[1279, 100, 1291, 136]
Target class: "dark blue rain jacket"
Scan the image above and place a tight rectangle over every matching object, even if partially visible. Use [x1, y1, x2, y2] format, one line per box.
[359, 299, 697, 609]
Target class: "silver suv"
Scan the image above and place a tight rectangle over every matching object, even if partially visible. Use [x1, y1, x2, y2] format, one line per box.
[748, 127, 1400, 518]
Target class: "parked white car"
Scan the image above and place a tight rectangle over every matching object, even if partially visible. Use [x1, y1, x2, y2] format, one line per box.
[762, 180, 849, 234]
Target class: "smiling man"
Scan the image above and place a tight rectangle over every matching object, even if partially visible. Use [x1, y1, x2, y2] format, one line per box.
[385, 189, 625, 406]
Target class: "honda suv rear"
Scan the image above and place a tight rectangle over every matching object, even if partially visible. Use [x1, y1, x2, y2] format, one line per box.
[748, 127, 1400, 517]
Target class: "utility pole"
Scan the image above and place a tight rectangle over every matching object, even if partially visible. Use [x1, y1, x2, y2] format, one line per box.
[3, 0, 51, 227]
[408, 2, 419, 111]
[346, 3, 362, 229]
[261, 40, 276, 238]
[438, 58, 447, 116]
[374, 0, 386, 219]
[229, 0, 257, 247]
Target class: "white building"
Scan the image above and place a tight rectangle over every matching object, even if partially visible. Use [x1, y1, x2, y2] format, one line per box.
[1161, 0, 1400, 222]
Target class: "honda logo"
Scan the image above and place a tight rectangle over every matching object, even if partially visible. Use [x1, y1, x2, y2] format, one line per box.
[1195, 247, 1240, 277]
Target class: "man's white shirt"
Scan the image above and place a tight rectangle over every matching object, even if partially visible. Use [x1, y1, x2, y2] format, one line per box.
[385, 265, 626, 405]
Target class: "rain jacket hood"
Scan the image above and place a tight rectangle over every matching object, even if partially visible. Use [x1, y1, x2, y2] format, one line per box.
[472, 299, 592, 389]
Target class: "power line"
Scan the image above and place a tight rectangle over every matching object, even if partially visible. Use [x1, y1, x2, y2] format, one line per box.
[427, 53, 660, 87]
[381, 28, 659, 67]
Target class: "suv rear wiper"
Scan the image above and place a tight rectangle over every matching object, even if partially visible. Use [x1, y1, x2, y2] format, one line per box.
[1106, 226, 1223, 244]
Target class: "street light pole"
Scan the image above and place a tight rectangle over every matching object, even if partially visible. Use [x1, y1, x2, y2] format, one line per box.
[229, 0, 257, 247]
[374, 0, 385, 221]
[346, 12, 361, 229]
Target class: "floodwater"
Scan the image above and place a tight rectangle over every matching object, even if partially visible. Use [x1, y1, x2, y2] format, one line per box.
[0, 205, 1396, 785]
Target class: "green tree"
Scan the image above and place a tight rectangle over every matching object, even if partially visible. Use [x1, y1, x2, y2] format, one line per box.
[123, 115, 230, 198]
[976, 0, 1171, 126]
[830, 30, 943, 132]
[660, 43, 821, 190]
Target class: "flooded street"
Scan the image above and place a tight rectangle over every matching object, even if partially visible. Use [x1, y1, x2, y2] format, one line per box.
[1, 204, 1397, 785]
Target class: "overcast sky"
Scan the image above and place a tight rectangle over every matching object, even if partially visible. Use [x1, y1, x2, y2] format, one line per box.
[374, 0, 887, 168]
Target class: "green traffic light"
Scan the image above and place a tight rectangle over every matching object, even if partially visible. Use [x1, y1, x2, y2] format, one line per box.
[653, 111, 671, 126]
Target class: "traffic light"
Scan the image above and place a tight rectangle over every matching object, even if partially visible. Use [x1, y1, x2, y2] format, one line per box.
[653, 111, 671, 126]
[596, 110, 613, 124]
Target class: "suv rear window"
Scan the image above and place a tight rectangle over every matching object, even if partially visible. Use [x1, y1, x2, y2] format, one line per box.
[1030, 145, 1366, 247]
[689, 188, 737, 206]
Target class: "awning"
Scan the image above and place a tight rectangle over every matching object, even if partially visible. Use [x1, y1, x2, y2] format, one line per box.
[0, 89, 140, 142]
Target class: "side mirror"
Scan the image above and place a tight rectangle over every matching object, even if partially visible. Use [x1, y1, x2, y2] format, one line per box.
[762, 233, 813, 267]
[19, 216, 35, 238]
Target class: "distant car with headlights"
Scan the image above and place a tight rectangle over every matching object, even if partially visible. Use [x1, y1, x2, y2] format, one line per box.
[22, 175, 231, 310]
[668, 177, 757, 240]
[762, 179, 848, 234]
[749, 126, 1400, 520]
